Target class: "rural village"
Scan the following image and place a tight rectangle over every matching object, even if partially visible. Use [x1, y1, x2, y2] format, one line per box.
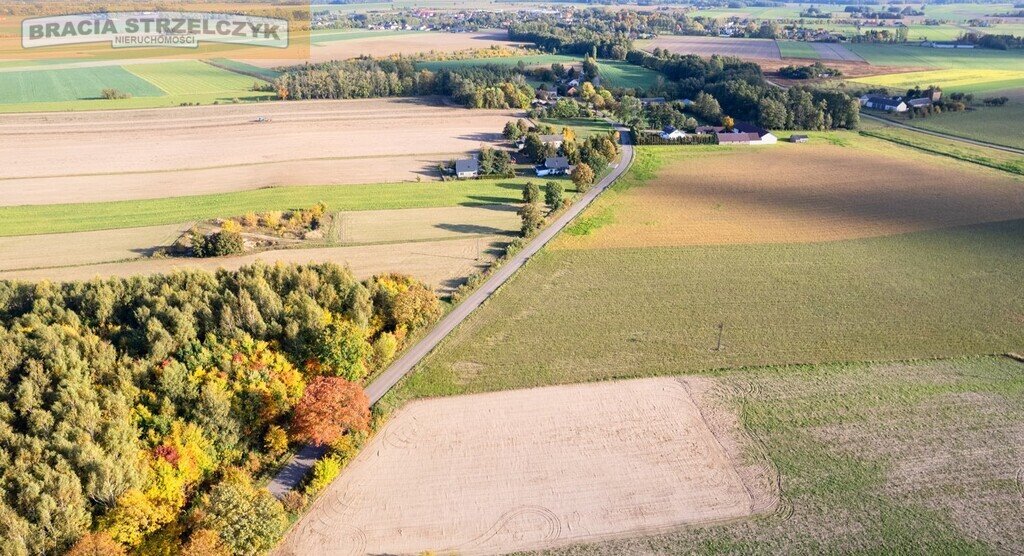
[0, 1, 1022, 555]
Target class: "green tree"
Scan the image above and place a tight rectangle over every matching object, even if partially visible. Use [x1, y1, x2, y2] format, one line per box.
[544, 181, 564, 210]
[503, 120, 524, 141]
[313, 319, 370, 381]
[198, 472, 287, 556]
[616, 96, 645, 128]
[523, 181, 541, 204]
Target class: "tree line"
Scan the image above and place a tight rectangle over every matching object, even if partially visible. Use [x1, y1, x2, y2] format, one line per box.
[626, 49, 859, 130]
[0, 263, 441, 554]
[274, 57, 534, 109]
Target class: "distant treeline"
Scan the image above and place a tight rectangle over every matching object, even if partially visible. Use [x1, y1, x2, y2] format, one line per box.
[627, 49, 859, 130]
[274, 58, 534, 109]
[508, 21, 633, 59]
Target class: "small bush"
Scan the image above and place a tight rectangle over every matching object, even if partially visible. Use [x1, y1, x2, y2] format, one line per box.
[101, 88, 132, 100]
[304, 455, 343, 496]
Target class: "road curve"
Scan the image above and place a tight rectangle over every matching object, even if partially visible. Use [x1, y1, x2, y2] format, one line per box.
[860, 112, 1024, 156]
[268, 127, 635, 499]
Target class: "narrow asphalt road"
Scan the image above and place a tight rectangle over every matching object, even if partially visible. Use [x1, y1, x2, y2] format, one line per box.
[268, 127, 635, 499]
[860, 112, 1024, 156]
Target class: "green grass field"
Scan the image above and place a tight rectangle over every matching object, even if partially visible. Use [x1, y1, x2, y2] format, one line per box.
[859, 120, 1024, 171]
[0, 60, 275, 113]
[540, 117, 615, 138]
[208, 58, 284, 81]
[848, 43, 1024, 71]
[777, 40, 820, 59]
[0, 65, 164, 103]
[869, 103, 1024, 152]
[853, 68, 1024, 96]
[0, 177, 564, 237]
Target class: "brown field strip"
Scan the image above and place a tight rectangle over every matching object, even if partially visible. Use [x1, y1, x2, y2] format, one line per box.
[0, 236, 506, 291]
[555, 141, 1024, 250]
[0, 223, 190, 271]
[644, 36, 782, 60]
[245, 31, 521, 68]
[0, 98, 518, 206]
[276, 377, 777, 555]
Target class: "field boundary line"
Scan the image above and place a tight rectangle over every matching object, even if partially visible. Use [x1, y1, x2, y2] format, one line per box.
[266, 125, 635, 499]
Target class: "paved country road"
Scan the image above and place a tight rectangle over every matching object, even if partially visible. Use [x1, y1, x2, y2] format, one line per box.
[268, 127, 635, 499]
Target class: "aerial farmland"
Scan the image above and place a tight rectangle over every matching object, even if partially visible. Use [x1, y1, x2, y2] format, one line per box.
[1, 2, 1023, 555]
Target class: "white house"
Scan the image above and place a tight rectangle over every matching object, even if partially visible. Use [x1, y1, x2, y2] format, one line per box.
[535, 157, 572, 177]
[659, 126, 687, 140]
[454, 158, 479, 179]
[861, 95, 908, 113]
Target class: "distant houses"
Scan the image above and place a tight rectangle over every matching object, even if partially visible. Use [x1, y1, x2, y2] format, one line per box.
[536, 156, 572, 177]
[861, 95, 908, 112]
[789, 134, 809, 143]
[860, 87, 941, 113]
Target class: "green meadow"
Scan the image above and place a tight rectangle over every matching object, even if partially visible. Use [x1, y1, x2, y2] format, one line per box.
[0, 177, 565, 237]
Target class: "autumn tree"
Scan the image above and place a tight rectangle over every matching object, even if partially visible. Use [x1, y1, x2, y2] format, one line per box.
[519, 201, 544, 236]
[291, 377, 371, 446]
[66, 532, 127, 556]
[572, 163, 596, 192]
[722, 115, 735, 131]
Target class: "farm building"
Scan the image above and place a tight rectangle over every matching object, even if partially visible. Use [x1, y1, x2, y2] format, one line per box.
[789, 134, 809, 143]
[660, 126, 687, 140]
[700, 122, 777, 145]
[536, 156, 572, 177]
[538, 134, 565, 149]
[455, 158, 480, 179]
[861, 95, 908, 112]
[907, 98, 933, 109]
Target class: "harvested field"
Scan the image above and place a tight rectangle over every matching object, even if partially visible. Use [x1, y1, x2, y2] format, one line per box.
[336, 204, 519, 244]
[246, 31, 520, 68]
[278, 377, 777, 555]
[555, 142, 1024, 250]
[643, 36, 781, 61]
[0, 98, 518, 206]
[0, 223, 190, 272]
[0, 236, 505, 292]
[531, 358, 1024, 554]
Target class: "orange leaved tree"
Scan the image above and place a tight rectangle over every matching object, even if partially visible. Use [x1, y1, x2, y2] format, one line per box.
[290, 377, 371, 446]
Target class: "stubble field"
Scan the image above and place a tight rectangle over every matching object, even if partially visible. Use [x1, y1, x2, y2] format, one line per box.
[554, 141, 1024, 250]
[0, 98, 518, 206]
[246, 30, 520, 68]
[641, 36, 782, 60]
[280, 377, 778, 555]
